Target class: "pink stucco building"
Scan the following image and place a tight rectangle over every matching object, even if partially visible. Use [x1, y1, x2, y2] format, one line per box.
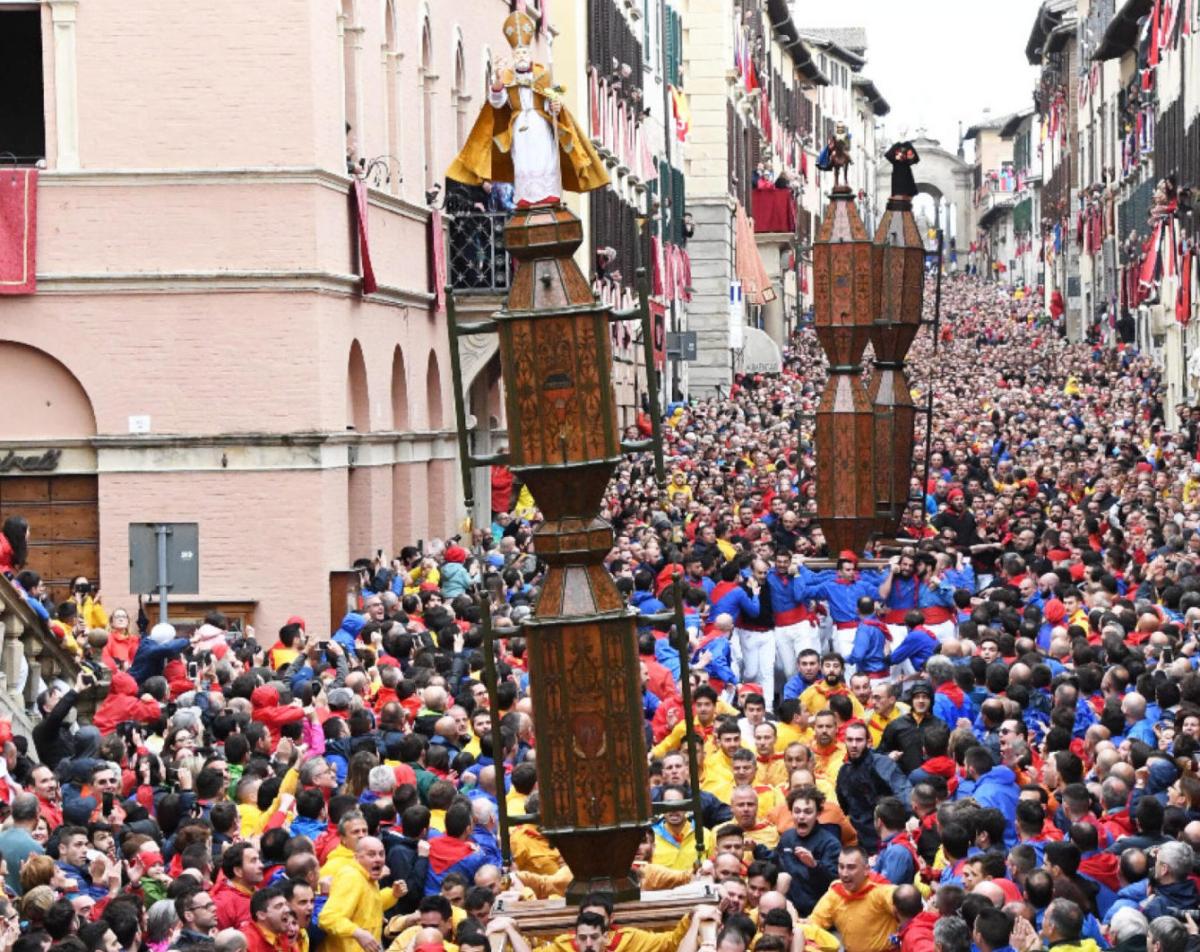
[0, 0, 522, 632]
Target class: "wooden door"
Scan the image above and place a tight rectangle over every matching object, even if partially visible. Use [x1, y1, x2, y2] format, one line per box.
[0, 474, 99, 603]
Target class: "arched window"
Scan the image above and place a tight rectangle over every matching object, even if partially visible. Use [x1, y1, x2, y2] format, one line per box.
[452, 38, 469, 151]
[341, 0, 363, 174]
[383, 0, 402, 194]
[420, 19, 437, 191]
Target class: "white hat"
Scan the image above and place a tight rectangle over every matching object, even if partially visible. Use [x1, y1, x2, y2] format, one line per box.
[149, 622, 177, 644]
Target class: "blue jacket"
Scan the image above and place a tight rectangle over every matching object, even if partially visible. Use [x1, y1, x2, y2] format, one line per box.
[773, 825, 840, 916]
[782, 673, 819, 701]
[933, 687, 975, 727]
[875, 833, 917, 885]
[695, 635, 737, 685]
[969, 765, 1019, 844]
[846, 620, 890, 674]
[440, 562, 472, 599]
[803, 568, 884, 624]
[630, 590, 667, 627]
[709, 585, 761, 627]
[332, 613, 366, 655]
[888, 626, 939, 671]
[424, 837, 488, 893]
[128, 637, 190, 684]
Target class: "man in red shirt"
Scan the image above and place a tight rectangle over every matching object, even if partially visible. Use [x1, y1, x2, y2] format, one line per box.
[212, 842, 264, 930]
[245, 886, 293, 952]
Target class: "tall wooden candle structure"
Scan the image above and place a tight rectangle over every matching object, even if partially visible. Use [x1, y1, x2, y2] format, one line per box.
[811, 185, 878, 554]
[443, 12, 667, 902]
[870, 142, 925, 534]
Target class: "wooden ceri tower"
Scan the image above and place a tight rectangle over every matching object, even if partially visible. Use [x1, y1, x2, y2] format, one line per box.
[493, 206, 650, 900]
[811, 185, 877, 554]
[869, 191, 925, 532]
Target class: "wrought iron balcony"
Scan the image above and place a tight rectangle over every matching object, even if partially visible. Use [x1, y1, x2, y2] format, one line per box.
[447, 210, 514, 295]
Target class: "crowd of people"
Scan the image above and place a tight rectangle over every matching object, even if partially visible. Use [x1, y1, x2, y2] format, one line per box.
[0, 271, 1199, 952]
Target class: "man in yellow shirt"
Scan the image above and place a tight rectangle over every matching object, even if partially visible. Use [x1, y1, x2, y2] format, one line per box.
[509, 792, 564, 875]
[729, 785, 780, 853]
[385, 894, 459, 952]
[649, 786, 698, 871]
[700, 720, 746, 804]
[809, 711, 847, 787]
[731, 749, 787, 824]
[800, 654, 866, 718]
[810, 846, 897, 952]
[319, 837, 407, 952]
[775, 700, 814, 751]
[650, 685, 721, 761]
[532, 892, 691, 952]
[752, 722, 789, 787]
[320, 812, 370, 880]
[866, 681, 904, 747]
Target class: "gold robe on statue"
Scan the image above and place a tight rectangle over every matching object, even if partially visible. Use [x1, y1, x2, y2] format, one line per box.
[447, 64, 609, 197]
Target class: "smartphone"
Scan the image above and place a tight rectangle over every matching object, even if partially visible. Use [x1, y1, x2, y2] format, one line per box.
[319, 640, 330, 652]
[80, 669, 96, 686]
[187, 661, 198, 679]
[1161, 647, 1174, 664]
[102, 792, 114, 815]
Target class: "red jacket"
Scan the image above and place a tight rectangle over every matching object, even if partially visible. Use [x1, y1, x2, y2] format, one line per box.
[93, 672, 162, 734]
[211, 875, 254, 930]
[899, 909, 938, 952]
[250, 685, 305, 746]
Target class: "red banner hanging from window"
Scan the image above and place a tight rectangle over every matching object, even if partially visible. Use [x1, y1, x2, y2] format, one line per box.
[351, 179, 377, 295]
[429, 209, 447, 313]
[651, 300, 666, 369]
[0, 168, 37, 295]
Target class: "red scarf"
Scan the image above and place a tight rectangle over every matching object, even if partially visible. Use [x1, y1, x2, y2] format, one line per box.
[831, 877, 884, 901]
[936, 682, 966, 706]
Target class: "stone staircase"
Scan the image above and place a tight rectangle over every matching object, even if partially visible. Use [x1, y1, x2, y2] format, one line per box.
[0, 573, 93, 739]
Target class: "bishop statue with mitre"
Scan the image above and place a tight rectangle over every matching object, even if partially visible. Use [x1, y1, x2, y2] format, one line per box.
[447, 10, 609, 206]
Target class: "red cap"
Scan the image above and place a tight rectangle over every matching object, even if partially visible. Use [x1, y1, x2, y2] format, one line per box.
[140, 851, 164, 868]
[444, 546, 468, 564]
[1043, 599, 1066, 624]
[1136, 461, 1153, 473]
[947, 488, 964, 501]
[838, 550, 859, 564]
[287, 615, 306, 631]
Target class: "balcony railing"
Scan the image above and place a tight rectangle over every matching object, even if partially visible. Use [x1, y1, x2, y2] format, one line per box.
[447, 210, 514, 296]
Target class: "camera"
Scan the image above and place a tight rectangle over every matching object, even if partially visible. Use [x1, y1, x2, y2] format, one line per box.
[165, 766, 179, 787]
[75, 582, 92, 595]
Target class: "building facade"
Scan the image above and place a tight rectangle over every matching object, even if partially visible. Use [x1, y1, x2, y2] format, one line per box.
[0, 0, 523, 630]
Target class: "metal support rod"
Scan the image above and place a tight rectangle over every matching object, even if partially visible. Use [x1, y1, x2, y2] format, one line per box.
[919, 230, 946, 534]
[669, 575, 706, 860]
[446, 289, 478, 514]
[478, 594, 513, 868]
[155, 523, 170, 625]
[636, 266, 667, 485]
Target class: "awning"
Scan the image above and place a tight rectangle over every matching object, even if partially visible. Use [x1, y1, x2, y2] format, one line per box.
[735, 203, 777, 305]
[739, 326, 783, 375]
[1093, 0, 1153, 61]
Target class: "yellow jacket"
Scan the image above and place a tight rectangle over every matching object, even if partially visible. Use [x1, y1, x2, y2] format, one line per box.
[755, 755, 789, 788]
[650, 822, 698, 871]
[510, 825, 563, 876]
[811, 741, 847, 786]
[318, 862, 387, 952]
[700, 750, 739, 803]
[775, 721, 814, 752]
[637, 863, 693, 891]
[320, 844, 357, 879]
[79, 597, 108, 631]
[533, 915, 691, 952]
[810, 881, 897, 952]
[867, 705, 903, 747]
[799, 682, 866, 718]
[650, 719, 718, 761]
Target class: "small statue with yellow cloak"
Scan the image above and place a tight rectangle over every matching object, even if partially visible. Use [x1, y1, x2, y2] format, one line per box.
[447, 11, 609, 206]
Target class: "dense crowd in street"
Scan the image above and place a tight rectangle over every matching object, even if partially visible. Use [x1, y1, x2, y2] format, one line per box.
[1, 271, 1200, 952]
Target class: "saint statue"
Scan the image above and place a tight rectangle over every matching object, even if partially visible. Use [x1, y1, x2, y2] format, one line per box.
[447, 11, 609, 206]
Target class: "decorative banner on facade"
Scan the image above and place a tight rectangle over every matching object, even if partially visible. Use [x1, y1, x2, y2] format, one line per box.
[430, 208, 447, 313]
[351, 179, 377, 295]
[0, 168, 37, 296]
